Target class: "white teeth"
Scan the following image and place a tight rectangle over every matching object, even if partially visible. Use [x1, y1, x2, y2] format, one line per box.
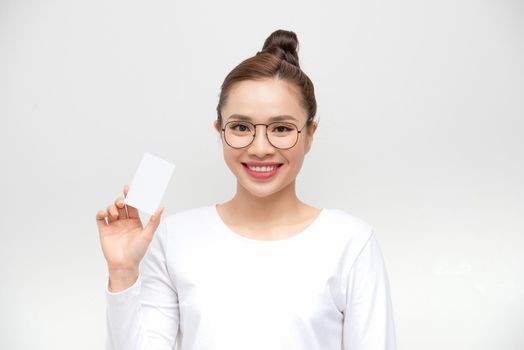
[248, 165, 277, 172]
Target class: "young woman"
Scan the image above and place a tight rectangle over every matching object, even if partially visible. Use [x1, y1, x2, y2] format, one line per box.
[96, 29, 397, 350]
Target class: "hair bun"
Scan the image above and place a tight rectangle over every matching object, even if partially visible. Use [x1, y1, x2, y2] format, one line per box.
[258, 29, 300, 67]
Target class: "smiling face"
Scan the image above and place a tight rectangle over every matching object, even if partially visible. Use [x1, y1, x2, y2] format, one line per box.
[214, 77, 317, 199]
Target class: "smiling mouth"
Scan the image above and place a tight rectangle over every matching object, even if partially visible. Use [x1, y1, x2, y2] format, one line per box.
[241, 163, 284, 170]
[241, 162, 284, 178]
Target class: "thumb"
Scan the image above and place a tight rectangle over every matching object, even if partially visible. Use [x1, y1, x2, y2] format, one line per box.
[142, 207, 165, 241]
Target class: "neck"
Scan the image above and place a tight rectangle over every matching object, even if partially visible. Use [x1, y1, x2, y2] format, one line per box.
[226, 179, 303, 223]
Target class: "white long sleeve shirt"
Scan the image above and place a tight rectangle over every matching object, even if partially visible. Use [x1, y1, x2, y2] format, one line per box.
[105, 205, 397, 350]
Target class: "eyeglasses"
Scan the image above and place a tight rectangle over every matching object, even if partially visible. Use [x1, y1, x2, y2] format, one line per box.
[221, 120, 308, 150]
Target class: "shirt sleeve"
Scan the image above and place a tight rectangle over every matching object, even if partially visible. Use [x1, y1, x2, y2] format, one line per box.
[342, 232, 397, 350]
[105, 219, 180, 350]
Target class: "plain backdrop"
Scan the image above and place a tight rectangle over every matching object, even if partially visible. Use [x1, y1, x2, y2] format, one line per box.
[1, 0, 523, 349]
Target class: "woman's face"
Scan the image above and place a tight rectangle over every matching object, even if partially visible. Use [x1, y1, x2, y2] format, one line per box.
[214, 77, 317, 198]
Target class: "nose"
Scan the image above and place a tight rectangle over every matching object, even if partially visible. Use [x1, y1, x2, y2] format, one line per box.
[247, 124, 275, 157]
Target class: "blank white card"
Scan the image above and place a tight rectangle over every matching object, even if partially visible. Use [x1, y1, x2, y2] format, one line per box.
[124, 152, 175, 215]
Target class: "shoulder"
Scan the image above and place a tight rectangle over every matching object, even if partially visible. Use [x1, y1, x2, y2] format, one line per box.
[161, 205, 212, 232]
[323, 208, 372, 232]
[322, 208, 373, 251]
[322, 207, 373, 240]
[157, 205, 226, 247]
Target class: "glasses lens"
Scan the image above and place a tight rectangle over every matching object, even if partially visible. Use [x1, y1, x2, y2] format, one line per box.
[267, 122, 298, 149]
[224, 121, 255, 148]
[224, 121, 298, 149]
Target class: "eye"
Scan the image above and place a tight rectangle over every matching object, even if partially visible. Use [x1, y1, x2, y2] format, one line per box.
[229, 123, 252, 132]
[271, 123, 295, 133]
[275, 126, 292, 132]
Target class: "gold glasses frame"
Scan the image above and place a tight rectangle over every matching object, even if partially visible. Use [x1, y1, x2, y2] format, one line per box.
[221, 120, 309, 150]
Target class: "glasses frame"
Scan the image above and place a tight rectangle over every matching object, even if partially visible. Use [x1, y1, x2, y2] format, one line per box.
[221, 120, 309, 150]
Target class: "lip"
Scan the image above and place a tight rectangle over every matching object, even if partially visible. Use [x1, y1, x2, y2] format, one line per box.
[242, 162, 283, 179]
[242, 162, 284, 167]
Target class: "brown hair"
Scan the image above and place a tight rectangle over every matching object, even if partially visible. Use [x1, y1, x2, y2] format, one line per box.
[216, 29, 317, 130]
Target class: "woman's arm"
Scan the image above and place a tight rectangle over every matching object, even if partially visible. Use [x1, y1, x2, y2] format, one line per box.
[342, 232, 397, 350]
[105, 220, 180, 350]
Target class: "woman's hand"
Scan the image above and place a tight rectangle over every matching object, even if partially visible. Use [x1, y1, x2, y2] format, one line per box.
[96, 185, 164, 291]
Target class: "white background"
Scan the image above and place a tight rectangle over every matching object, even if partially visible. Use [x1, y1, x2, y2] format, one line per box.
[1, 0, 523, 349]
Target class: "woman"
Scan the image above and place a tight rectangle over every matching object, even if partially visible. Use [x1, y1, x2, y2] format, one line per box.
[96, 29, 397, 350]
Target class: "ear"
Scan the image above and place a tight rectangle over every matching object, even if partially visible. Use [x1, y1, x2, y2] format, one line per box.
[304, 122, 318, 154]
[213, 120, 221, 134]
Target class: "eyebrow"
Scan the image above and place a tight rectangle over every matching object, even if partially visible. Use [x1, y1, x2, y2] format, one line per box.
[226, 114, 298, 122]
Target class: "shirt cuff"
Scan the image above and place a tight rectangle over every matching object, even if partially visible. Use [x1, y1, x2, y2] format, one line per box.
[105, 273, 141, 302]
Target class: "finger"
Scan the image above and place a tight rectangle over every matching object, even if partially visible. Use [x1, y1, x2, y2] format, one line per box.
[107, 204, 119, 223]
[126, 204, 139, 219]
[123, 185, 139, 219]
[114, 196, 127, 219]
[96, 210, 108, 230]
[141, 207, 165, 241]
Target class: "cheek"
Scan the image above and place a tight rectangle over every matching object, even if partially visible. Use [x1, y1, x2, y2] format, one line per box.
[288, 146, 309, 170]
[282, 149, 306, 169]
[222, 148, 241, 167]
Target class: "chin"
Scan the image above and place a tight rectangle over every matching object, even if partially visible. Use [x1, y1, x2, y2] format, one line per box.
[240, 178, 296, 199]
[238, 182, 276, 197]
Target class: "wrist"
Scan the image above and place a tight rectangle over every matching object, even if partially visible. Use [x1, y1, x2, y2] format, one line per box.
[108, 267, 139, 292]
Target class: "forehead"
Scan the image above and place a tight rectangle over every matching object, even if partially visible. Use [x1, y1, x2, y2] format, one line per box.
[222, 78, 306, 123]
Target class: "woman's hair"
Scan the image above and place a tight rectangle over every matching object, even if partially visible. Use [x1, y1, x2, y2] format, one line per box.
[216, 29, 317, 130]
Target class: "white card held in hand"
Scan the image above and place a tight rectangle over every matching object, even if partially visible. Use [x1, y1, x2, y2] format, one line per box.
[124, 152, 175, 215]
